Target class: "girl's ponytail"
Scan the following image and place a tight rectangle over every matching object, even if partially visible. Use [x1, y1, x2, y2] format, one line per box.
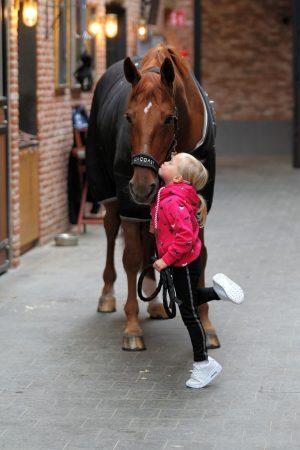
[176, 153, 209, 227]
[197, 194, 207, 228]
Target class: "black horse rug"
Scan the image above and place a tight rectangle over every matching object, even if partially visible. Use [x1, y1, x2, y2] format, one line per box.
[86, 56, 216, 221]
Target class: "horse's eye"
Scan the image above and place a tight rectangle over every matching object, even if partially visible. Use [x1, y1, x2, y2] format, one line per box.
[125, 114, 132, 124]
[164, 115, 173, 125]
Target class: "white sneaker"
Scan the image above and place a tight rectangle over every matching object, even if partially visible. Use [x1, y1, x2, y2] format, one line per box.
[212, 273, 244, 304]
[186, 356, 222, 389]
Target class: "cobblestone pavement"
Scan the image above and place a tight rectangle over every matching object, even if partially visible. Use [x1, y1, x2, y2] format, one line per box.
[0, 155, 300, 450]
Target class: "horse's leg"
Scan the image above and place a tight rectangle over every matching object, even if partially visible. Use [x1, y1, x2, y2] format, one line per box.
[122, 220, 146, 351]
[198, 229, 221, 349]
[140, 223, 169, 320]
[98, 200, 120, 313]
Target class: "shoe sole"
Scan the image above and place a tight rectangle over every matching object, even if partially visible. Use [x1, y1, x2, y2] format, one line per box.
[186, 361, 222, 389]
[213, 273, 244, 304]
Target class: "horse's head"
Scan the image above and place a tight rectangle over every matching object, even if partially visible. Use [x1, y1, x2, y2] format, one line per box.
[124, 56, 177, 205]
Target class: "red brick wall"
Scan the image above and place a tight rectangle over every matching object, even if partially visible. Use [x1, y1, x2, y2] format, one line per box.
[8, 6, 21, 266]
[125, 0, 140, 56]
[156, 0, 194, 68]
[201, 0, 293, 120]
[157, 0, 293, 120]
[8, 0, 140, 266]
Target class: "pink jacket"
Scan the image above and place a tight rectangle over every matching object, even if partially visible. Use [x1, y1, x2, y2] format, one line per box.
[150, 182, 202, 267]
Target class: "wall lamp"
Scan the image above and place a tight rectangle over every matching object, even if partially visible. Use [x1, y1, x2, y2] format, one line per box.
[137, 18, 149, 41]
[14, 0, 38, 27]
[88, 13, 118, 39]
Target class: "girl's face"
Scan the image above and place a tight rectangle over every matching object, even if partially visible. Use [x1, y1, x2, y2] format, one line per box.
[158, 155, 181, 184]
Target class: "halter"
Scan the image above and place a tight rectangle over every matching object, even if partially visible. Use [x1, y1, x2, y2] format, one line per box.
[130, 66, 178, 174]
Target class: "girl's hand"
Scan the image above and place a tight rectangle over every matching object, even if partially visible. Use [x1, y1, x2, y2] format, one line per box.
[153, 258, 168, 272]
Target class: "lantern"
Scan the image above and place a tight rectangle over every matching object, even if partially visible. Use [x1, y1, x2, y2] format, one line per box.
[88, 18, 102, 37]
[22, 0, 38, 27]
[105, 14, 118, 39]
[137, 19, 149, 41]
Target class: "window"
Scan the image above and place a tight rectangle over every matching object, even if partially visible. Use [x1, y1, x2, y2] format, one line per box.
[70, 2, 96, 88]
[86, 6, 96, 74]
[70, 0, 86, 88]
[54, 0, 69, 89]
[54, 0, 96, 91]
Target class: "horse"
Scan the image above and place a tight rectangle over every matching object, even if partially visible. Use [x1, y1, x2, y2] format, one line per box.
[86, 44, 220, 351]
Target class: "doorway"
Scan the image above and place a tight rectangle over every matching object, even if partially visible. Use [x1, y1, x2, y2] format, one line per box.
[106, 3, 127, 68]
[18, 2, 39, 253]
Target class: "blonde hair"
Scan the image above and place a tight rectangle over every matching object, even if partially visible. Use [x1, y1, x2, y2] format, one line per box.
[175, 152, 208, 227]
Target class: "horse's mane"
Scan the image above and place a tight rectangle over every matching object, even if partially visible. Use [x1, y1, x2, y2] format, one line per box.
[140, 44, 190, 78]
[131, 44, 191, 104]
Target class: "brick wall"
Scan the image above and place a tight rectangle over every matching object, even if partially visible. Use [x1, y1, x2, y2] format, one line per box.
[125, 0, 140, 56]
[201, 0, 293, 120]
[8, 6, 20, 266]
[156, 0, 194, 68]
[157, 0, 293, 121]
[8, 0, 140, 266]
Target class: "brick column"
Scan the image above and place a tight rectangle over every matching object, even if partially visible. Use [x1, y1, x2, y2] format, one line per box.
[8, 4, 21, 266]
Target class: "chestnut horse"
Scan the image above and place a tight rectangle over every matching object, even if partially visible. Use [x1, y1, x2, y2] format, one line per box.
[86, 44, 220, 350]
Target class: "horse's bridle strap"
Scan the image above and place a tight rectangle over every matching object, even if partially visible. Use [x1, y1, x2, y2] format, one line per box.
[131, 153, 159, 173]
[130, 68, 178, 172]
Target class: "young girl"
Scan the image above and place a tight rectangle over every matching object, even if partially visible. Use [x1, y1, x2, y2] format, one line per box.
[151, 152, 244, 389]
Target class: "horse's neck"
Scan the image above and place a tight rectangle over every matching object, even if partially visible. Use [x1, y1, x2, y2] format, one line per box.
[174, 75, 204, 152]
[141, 51, 205, 152]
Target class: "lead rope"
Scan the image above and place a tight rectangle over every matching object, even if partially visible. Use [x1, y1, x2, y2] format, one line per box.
[137, 186, 182, 319]
[137, 263, 180, 319]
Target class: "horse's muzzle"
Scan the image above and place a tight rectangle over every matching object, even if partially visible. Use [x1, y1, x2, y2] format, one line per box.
[129, 180, 158, 205]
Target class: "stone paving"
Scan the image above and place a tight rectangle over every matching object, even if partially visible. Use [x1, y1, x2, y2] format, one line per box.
[0, 155, 300, 450]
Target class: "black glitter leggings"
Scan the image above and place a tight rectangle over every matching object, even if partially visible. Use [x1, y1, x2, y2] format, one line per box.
[172, 256, 219, 362]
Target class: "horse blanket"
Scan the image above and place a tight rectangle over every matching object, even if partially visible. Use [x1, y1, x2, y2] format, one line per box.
[86, 57, 216, 221]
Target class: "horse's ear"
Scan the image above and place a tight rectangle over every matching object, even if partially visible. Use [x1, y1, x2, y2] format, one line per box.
[124, 57, 141, 86]
[161, 57, 175, 88]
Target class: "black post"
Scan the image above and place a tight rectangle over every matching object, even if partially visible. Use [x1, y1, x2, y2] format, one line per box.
[292, 0, 300, 168]
[194, 0, 201, 82]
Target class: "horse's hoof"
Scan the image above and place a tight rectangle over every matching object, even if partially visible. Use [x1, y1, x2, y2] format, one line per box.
[97, 294, 116, 313]
[147, 303, 169, 320]
[206, 330, 221, 349]
[122, 333, 146, 351]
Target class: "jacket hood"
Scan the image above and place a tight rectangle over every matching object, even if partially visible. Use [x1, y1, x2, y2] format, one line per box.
[159, 182, 199, 215]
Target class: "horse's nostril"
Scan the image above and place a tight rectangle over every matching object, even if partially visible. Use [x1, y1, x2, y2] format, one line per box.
[129, 180, 157, 204]
[129, 182, 140, 200]
[129, 182, 134, 194]
[149, 183, 156, 195]
[146, 183, 157, 200]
